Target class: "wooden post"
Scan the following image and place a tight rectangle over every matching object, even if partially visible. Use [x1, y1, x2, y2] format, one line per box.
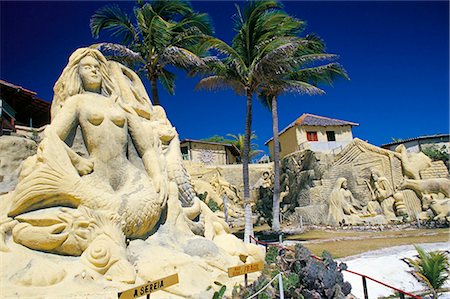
[244, 273, 248, 288]
[278, 273, 284, 299]
[222, 194, 229, 225]
[362, 276, 368, 299]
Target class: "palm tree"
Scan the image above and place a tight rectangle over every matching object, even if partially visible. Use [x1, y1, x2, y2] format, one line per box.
[90, 0, 213, 106]
[403, 245, 449, 298]
[259, 34, 348, 232]
[197, 0, 303, 243]
[227, 133, 262, 163]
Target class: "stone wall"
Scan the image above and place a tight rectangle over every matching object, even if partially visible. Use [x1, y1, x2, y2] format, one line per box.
[420, 161, 449, 179]
[0, 136, 37, 194]
[184, 161, 273, 201]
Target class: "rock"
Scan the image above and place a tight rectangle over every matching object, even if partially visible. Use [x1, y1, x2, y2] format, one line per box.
[0, 136, 36, 193]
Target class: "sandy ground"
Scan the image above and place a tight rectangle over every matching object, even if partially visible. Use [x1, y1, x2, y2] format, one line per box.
[339, 242, 450, 299]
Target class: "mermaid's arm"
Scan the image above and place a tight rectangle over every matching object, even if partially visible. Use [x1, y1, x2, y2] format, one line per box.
[127, 113, 167, 194]
[45, 96, 93, 175]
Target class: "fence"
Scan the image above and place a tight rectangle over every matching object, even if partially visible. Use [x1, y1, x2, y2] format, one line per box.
[249, 235, 423, 299]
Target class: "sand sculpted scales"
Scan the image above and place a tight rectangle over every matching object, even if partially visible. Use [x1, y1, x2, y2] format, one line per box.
[0, 48, 263, 298]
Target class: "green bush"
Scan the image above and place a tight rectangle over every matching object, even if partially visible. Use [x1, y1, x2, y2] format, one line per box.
[422, 145, 449, 167]
[403, 245, 449, 299]
[197, 192, 220, 212]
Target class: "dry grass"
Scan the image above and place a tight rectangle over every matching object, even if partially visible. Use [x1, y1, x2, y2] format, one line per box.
[291, 228, 450, 258]
[286, 228, 446, 241]
[231, 224, 449, 258]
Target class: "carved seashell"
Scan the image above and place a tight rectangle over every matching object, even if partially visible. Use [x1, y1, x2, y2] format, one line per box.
[88, 244, 111, 267]
[81, 237, 113, 273]
[105, 259, 136, 284]
[10, 259, 66, 286]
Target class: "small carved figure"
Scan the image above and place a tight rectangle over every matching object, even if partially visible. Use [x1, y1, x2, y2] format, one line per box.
[365, 170, 398, 221]
[421, 194, 450, 221]
[395, 144, 431, 179]
[253, 171, 272, 189]
[210, 172, 241, 204]
[326, 178, 362, 225]
[398, 178, 450, 198]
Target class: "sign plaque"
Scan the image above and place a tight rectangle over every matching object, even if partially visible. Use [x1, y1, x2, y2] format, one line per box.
[227, 261, 264, 278]
[118, 273, 179, 299]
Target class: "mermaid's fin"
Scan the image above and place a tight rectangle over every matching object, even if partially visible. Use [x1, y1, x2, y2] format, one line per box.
[8, 131, 82, 217]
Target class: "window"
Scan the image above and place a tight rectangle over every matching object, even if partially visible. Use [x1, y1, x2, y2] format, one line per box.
[326, 131, 336, 141]
[181, 146, 189, 160]
[306, 131, 318, 141]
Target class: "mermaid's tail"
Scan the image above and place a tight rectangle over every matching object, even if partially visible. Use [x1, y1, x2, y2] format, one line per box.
[8, 131, 84, 217]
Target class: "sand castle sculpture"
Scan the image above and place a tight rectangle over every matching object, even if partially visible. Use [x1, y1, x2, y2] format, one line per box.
[0, 48, 263, 298]
[283, 139, 450, 225]
[192, 171, 245, 220]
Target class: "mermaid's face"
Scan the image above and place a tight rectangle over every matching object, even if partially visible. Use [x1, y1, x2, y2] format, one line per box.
[342, 180, 348, 189]
[79, 56, 102, 93]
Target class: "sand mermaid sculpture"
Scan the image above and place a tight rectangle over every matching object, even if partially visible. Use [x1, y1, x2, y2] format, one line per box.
[0, 49, 256, 293]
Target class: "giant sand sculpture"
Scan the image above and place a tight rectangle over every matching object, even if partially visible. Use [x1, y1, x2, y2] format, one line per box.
[0, 48, 263, 298]
[282, 139, 450, 226]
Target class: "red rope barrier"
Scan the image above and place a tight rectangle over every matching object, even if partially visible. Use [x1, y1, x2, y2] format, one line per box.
[344, 269, 423, 299]
[249, 235, 423, 299]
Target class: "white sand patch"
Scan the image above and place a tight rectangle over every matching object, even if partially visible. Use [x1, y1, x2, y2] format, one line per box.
[339, 242, 450, 299]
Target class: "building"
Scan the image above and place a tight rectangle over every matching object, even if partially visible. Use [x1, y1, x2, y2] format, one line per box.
[0, 80, 50, 136]
[265, 113, 359, 158]
[180, 139, 240, 165]
[381, 134, 449, 153]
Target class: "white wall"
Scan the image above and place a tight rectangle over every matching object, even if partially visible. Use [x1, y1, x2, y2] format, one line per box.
[297, 125, 354, 153]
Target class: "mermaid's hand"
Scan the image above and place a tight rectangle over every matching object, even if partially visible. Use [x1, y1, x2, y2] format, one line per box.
[74, 156, 94, 176]
[154, 175, 168, 203]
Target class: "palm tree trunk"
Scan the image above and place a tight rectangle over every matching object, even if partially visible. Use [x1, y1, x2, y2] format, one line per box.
[243, 89, 254, 244]
[271, 94, 281, 232]
[150, 76, 160, 106]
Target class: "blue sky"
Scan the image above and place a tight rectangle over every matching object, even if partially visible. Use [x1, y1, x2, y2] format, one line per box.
[1, 1, 448, 156]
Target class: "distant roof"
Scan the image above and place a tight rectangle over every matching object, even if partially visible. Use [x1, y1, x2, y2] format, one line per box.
[180, 138, 240, 156]
[0, 79, 50, 127]
[264, 113, 359, 145]
[380, 134, 450, 148]
[295, 113, 359, 127]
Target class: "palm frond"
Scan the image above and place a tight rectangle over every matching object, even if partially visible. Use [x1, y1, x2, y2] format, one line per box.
[159, 68, 176, 95]
[90, 5, 137, 44]
[226, 132, 262, 160]
[201, 37, 245, 66]
[137, 4, 172, 52]
[196, 76, 245, 96]
[403, 246, 450, 293]
[280, 80, 325, 96]
[93, 43, 143, 62]
[161, 46, 204, 69]
[290, 62, 349, 85]
[252, 38, 303, 82]
[188, 56, 224, 77]
[152, 0, 192, 20]
[297, 53, 339, 66]
[174, 12, 213, 35]
[300, 33, 326, 54]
